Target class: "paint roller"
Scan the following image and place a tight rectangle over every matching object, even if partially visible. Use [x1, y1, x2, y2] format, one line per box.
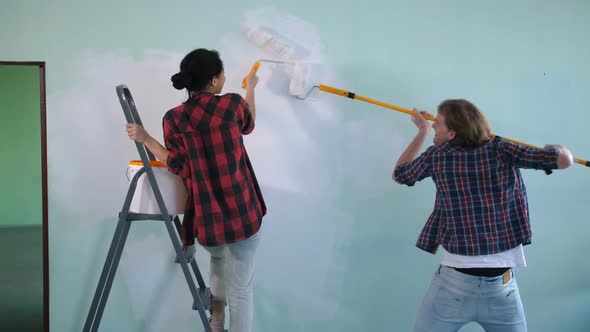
[240, 24, 589, 168]
[309, 84, 590, 167]
[242, 61, 590, 168]
[243, 24, 309, 60]
[241, 24, 306, 89]
[315, 83, 590, 168]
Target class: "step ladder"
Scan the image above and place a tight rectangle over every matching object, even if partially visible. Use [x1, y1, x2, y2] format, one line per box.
[83, 85, 216, 332]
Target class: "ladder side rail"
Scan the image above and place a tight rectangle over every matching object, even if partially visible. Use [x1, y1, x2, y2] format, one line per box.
[116, 85, 156, 161]
[119, 85, 212, 331]
[83, 168, 145, 331]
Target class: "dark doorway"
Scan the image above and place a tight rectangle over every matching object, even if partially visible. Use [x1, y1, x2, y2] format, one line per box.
[0, 61, 48, 332]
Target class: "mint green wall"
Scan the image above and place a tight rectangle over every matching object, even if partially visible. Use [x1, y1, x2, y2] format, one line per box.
[0, 65, 42, 226]
[2, 1, 589, 331]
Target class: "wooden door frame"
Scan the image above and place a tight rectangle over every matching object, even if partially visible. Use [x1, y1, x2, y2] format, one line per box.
[0, 61, 49, 332]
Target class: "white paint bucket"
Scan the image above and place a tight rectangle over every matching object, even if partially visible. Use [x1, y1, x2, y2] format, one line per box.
[126, 160, 188, 215]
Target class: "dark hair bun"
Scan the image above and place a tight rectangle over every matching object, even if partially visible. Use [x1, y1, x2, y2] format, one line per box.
[171, 72, 191, 90]
[172, 49, 223, 92]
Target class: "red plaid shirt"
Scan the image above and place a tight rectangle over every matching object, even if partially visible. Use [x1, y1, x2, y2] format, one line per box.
[394, 136, 559, 256]
[163, 92, 266, 247]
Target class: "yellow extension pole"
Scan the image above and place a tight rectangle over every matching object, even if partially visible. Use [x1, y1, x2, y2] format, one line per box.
[318, 84, 590, 168]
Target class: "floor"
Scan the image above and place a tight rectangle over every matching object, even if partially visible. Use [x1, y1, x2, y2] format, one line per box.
[0, 226, 44, 332]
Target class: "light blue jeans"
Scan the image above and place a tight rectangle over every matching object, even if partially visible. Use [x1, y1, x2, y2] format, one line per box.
[414, 265, 527, 332]
[204, 230, 261, 332]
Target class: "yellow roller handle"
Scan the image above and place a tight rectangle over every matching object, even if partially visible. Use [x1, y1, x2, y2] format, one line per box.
[318, 84, 435, 121]
[318, 84, 590, 167]
[242, 62, 261, 89]
[494, 137, 588, 166]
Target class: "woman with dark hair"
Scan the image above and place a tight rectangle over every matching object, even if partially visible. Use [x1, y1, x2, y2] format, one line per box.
[393, 99, 573, 332]
[127, 48, 266, 332]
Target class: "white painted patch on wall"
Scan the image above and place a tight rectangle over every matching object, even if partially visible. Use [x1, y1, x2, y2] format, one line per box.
[48, 7, 405, 329]
[48, 49, 186, 223]
[216, 7, 359, 322]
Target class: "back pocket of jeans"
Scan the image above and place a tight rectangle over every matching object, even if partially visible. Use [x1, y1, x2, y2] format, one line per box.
[486, 287, 523, 324]
[432, 285, 464, 321]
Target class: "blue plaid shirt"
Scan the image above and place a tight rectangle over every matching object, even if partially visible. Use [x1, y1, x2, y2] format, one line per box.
[394, 136, 559, 256]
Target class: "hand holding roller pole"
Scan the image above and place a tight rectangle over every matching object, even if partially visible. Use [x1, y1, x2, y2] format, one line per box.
[317, 84, 590, 168]
[242, 62, 261, 89]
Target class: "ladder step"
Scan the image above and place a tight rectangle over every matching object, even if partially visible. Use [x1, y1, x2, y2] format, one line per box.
[120, 212, 176, 221]
[192, 287, 212, 311]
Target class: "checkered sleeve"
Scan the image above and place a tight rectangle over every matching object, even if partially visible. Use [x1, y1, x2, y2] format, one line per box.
[162, 111, 190, 179]
[393, 146, 435, 186]
[235, 94, 255, 135]
[497, 137, 559, 171]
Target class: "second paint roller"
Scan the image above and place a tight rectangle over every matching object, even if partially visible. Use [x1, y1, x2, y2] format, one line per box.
[242, 61, 590, 168]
